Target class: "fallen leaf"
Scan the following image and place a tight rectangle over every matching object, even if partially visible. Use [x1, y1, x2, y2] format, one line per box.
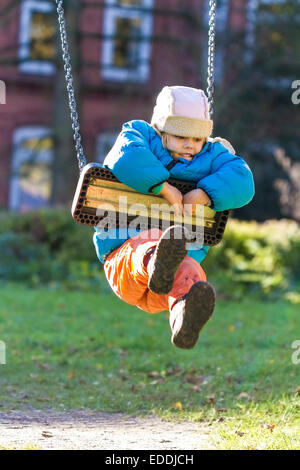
[237, 392, 251, 400]
[165, 367, 182, 376]
[190, 385, 201, 392]
[119, 348, 129, 357]
[294, 385, 300, 394]
[147, 371, 161, 378]
[67, 372, 75, 379]
[118, 369, 129, 380]
[150, 379, 164, 385]
[267, 423, 276, 432]
[38, 363, 52, 370]
[207, 395, 215, 404]
[186, 375, 212, 385]
[173, 401, 183, 410]
[261, 422, 276, 432]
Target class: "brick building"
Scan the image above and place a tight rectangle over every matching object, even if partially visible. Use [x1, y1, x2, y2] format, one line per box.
[0, 0, 250, 211]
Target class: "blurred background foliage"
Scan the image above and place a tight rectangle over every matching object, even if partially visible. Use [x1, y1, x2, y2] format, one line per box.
[0, 209, 299, 301]
[211, 0, 300, 222]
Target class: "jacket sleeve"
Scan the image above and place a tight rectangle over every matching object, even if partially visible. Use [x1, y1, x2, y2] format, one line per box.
[196, 143, 255, 211]
[104, 120, 170, 194]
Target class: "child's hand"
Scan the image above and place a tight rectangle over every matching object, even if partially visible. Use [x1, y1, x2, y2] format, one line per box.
[160, 182, 184, 216]
[182, 189, 211, 215]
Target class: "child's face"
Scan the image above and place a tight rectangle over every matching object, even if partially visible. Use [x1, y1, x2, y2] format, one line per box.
[163, 133, 205, 161]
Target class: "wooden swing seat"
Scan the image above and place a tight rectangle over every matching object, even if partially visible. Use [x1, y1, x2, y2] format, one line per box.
[72, 163, 230, 246]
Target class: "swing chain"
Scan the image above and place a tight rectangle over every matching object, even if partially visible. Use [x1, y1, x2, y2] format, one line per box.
[55, 0, 86, 172]
[207, 0, 217, 119]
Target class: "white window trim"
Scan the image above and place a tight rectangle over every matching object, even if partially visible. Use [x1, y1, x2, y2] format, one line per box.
[18, 0, 55, 76]
[9, 126, 53, 210]
[101, 0, 154, 82]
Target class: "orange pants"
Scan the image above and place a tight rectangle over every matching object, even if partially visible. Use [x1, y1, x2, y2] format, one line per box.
[104, 229, 206, 314]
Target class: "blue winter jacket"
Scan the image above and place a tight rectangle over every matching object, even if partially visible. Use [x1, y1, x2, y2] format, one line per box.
[93, 120, 255, 264]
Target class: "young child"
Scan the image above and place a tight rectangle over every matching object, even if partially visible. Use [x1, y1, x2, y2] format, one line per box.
[94, 86, 255, 349]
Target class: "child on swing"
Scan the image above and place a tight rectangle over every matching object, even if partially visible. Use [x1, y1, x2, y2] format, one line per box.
[94, 86, 255, 349]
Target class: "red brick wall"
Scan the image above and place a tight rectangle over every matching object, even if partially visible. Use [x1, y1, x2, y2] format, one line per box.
[0, 0, 247, 208]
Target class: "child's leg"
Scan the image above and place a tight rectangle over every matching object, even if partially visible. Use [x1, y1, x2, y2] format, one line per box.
[168, 257, 215, 349]
[104, 228, 207, 313]
[103, 227, 214, 349]
[104, 229, 169, 313]
[167, 256, 207, 311]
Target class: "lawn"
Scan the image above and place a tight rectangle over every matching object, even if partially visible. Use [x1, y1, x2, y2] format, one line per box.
[0, 282, 299, 450]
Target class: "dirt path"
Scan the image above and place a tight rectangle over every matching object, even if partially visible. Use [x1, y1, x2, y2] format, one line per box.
[0, 409, 216, 450]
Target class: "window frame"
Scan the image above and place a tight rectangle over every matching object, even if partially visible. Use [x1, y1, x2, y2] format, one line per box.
[18, 0, 56, 76]
[101, 0, 154, 82]
[9, 126, 54, 211]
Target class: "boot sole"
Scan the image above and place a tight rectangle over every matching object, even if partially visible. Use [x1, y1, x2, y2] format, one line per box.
[172, 281, 215, 349]
[148, 226, 188, 295]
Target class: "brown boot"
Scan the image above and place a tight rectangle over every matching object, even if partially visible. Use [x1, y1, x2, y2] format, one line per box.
[147, 225, 189, 295]
[170, 281, 215, 349]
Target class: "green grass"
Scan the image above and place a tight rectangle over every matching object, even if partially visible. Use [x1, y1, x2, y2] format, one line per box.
[0, 281, 299, 450]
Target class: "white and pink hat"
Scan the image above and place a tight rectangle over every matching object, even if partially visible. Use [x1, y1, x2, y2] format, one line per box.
[151, 86, 213, 139]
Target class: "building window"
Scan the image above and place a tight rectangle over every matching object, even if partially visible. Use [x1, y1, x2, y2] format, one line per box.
[245, 0, 294, 86]
[101, 0, 154, 82]
[96, 132, 119, 163]
[19, 0, 56, 75]
[9, 127, 54, 211]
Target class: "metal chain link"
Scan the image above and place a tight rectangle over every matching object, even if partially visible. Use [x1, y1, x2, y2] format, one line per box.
[55, 0, 86, 172]
[207, 0, 217, 119]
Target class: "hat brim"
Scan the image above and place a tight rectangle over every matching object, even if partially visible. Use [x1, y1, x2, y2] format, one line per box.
[162, 115, 213, 139]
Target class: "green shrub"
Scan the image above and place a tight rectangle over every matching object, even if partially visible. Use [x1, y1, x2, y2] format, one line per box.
[0, 210, 299, 298]
[203, 218, 300, 298]
[0, 209, 99, 287]
[0, 231, 65, 283]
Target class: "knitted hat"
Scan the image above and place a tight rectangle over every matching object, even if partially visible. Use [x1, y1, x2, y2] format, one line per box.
[151, 86, 213, 139]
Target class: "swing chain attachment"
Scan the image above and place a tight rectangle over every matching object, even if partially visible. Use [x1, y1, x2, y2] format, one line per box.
[55, 0, 86, 172]
[207, 0, 217, 119]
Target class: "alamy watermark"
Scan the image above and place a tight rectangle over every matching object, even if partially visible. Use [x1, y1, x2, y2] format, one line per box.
[291, 340, 300, 365]
[291, 80, 300, 105]
[0, 80, 6, 104]
[95, 197, 205, 248]
[0, 341, 6, 365]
